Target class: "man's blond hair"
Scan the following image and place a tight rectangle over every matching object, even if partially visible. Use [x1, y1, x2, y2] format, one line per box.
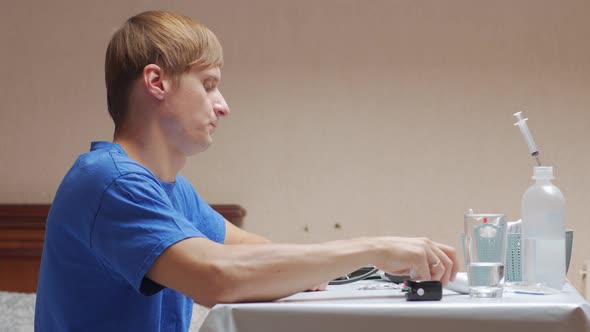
[105, 11, 223, 132]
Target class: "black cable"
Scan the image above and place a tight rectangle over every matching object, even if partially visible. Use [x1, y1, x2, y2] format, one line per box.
[328, 267, 379, 285]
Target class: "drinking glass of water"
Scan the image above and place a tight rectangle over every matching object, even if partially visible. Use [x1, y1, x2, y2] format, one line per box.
[464, 213, 507, 298]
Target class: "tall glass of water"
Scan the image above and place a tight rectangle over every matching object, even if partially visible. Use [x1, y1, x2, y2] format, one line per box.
[464, 213, 507, 298]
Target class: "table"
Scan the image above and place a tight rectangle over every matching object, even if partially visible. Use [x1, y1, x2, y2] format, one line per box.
[199, 280, 590, 332]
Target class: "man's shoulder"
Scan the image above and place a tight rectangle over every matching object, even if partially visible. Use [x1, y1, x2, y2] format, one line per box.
[49, 142, 162, 226]
[175, 174, 193, 190]
[55, 143, 158, 203]
[73, 142, 154, 183]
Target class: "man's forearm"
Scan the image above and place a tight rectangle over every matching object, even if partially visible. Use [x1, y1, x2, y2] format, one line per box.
[212, 238, 378, 303]
[149, 237, 377, 307]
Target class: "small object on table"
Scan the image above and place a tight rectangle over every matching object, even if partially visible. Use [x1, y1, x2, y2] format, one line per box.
[404, 280, 443, 301]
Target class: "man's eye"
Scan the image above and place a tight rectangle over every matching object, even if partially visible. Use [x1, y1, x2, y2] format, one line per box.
[204, 81, 216, 92]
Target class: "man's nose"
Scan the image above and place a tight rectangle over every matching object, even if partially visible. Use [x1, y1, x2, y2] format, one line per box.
[213, 93, 230, 117]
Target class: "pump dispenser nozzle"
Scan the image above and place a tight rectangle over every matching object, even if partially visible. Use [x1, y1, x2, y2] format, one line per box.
[513, 111, 542, 166]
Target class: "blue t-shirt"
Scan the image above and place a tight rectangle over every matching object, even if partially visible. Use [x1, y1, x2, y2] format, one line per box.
[34, 141, 226, 331]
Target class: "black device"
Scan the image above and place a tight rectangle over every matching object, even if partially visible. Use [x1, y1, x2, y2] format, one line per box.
[404, 280, 443, 301]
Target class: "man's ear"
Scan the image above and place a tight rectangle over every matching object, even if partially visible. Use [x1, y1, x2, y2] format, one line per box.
[142, 64, 167, 101]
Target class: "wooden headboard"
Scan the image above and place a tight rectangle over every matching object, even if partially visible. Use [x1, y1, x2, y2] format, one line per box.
[0, 204, 246, 293]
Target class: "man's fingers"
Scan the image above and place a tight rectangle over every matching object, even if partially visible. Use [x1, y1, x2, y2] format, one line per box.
[436, 242, 459, 282]
[430, 244, 453, 285]
[413, 245, 438, 281]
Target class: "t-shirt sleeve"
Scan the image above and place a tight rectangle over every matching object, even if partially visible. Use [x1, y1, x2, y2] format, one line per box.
[176, 175, 226, 244]
[191, 190, 226, 244]
[90, 173, 204, 296]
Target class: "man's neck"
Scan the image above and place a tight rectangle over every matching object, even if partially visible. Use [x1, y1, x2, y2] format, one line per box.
[114, 132, 186, 183]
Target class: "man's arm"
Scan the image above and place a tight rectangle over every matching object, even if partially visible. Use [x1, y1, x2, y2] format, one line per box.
[146, 236, 458, 308]
[224, 219, 327, 291]
[224, 219, 271, 244]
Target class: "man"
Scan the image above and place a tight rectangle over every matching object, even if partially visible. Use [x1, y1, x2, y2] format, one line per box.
[34, 10, 458, 331]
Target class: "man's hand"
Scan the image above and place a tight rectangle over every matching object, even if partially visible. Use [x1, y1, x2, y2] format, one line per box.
[372, 237, 458, 285]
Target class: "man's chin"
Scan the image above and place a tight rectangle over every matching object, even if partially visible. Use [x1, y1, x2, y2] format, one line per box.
[185, 140, 212, 156]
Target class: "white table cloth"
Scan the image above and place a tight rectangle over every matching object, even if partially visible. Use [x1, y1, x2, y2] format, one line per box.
[200, 280, 590, 332]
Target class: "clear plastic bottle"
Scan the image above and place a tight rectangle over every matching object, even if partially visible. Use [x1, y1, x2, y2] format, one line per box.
[521, 166, 566, 292]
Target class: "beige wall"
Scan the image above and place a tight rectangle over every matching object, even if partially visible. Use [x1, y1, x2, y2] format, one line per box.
[1, 0, 589, 290]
